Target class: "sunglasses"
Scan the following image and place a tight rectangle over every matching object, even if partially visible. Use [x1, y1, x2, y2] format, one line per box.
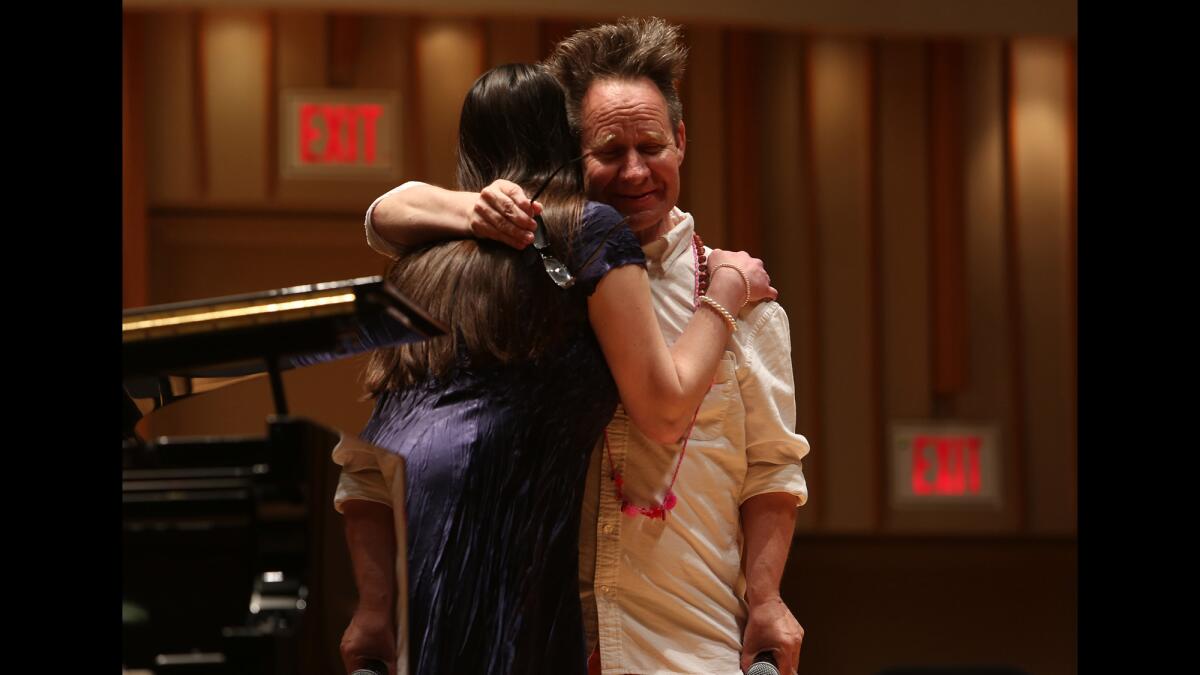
[527, 154, 628, 290]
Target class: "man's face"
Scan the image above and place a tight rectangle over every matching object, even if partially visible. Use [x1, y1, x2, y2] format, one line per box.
[578, 77, 686, 243]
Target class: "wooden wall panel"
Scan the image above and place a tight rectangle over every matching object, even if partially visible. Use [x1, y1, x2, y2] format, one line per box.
[780, 536, 1076, 673]
[952, 39, 1022, 533]
[724, 30, 762, 254]
[1010, 39, 1075, 534]
[875, 40, 934, 532]
[808, 37, 875, 532]
[928, 42, 969, 397]
[201, 11, 271, 202]
[124, 13, 149, 309]
[486, 18, 540, 67]
[679, 25, 727, 249]
[414, 18, 485, 189]
[143, 12, 201, 205]
[758, 33, 819, 531]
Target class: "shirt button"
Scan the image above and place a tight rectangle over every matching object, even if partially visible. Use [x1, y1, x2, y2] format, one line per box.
[602, 524, 614, 535]
[600, 585, 609, 594]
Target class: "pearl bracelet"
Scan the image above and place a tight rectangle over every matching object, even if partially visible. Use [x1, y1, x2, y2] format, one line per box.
[710, 263, 751, 308]
[699, 295, 738, 332]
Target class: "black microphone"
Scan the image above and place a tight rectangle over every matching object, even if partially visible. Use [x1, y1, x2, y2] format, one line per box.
[350, 658, 389, 675]
[746, 650, 781, 675]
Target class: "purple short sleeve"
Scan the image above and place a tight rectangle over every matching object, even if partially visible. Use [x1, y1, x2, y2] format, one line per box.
[570, 202, 646, 297]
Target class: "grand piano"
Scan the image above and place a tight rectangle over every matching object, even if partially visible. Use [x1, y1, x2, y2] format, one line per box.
[122, 276, 444, 675]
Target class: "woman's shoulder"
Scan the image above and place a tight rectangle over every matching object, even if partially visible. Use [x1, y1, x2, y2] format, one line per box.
[575, 200, 637, 249]
[576, 200, 631, 244]
[569, 200, 645, 294]
[582, 200, 623, 225]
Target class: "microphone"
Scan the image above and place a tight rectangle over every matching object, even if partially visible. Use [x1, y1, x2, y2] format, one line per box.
[746, 650, 781, 675]
[350, 658, 389, 675]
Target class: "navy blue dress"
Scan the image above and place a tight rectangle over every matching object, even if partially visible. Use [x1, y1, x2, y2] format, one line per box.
[359, 202, 644, 675]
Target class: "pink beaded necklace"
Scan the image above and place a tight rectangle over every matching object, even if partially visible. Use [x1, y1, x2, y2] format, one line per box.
[603, 233, 709, 520]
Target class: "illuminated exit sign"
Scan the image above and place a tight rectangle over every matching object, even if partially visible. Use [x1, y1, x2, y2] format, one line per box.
[889, 423, 1002, 508]
[280, 89, 400, 180]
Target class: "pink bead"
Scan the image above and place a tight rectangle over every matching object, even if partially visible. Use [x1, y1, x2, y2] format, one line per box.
[662, 491, 677, 510]
[622, 503, 641, 517]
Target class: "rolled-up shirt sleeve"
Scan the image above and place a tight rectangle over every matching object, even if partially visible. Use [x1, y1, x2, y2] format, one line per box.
[737, 302, 811, 506]
[364, 181, 427, 259]
[332, 433, 394, 513]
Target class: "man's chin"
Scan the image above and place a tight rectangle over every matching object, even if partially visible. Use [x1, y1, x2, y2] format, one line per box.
[618, 207, 665, 230]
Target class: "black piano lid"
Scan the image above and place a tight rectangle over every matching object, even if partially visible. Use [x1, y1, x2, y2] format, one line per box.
[122, 275, 446, 383]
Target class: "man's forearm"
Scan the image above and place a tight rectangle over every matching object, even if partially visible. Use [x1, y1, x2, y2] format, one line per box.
[741, 491, 798, 605]
[370, 184, 475, 247]
[740, 491, 804, 672]
[342, 499, 398, 612]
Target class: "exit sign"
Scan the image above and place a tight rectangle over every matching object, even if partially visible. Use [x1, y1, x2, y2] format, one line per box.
[280, 89, 400, 180]
[889, 423, 1002, 508]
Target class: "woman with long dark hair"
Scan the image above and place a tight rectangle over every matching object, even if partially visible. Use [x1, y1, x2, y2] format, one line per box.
[335, 64, 775, 675]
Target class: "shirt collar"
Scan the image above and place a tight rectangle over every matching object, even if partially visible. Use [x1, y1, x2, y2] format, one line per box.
[640, 208, 695, 271]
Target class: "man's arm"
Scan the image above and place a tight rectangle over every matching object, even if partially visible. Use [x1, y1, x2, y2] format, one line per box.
[368, 179, 540, 252]
[339, 499, 398, 674]
[740, 492, 803, 674]
[332, 437, 400, 674]
[735, 303, 811, 673]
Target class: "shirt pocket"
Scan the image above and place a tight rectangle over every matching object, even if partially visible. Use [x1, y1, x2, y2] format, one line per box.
[689, 351, 736, 442]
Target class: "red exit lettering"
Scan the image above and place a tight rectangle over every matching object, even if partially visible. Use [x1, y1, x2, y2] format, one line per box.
[911, 435, 982, 496]
[298, 103, 384, 165]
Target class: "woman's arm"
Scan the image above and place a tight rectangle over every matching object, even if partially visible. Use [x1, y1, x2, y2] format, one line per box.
[587, 253, 775, 444]
[370, 179, 540, 250]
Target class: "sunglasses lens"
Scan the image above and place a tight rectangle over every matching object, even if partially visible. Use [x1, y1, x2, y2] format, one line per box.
[542, 255, 575, 289]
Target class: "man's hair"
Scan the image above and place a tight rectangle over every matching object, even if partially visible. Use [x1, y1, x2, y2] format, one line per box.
[545, 17, 688, 137]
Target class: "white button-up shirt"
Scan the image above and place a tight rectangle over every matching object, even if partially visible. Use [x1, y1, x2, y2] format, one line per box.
[578, 208, 809, 675]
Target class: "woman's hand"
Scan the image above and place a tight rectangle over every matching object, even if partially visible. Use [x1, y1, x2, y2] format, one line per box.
[469, 179, 542, 249]
[706, 249, 778, 307]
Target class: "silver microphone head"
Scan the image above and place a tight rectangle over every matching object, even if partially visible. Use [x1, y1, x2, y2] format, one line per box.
[747, 660, 781, 675]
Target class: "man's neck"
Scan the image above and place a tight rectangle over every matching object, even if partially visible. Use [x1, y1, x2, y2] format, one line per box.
[635, 216, 674, 246]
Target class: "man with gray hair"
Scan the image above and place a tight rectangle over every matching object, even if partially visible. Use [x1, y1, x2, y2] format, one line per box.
[362, 17, 808, 675]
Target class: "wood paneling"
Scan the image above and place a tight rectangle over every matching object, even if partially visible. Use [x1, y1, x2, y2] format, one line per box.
[876, 39, 933, 531]
[680, 25, 727, 249]
[123, 13, 149, 309]
[724, 30, 762, 254]
[414, 18, 486, 188]
[808, 37, 875, 532]
[1010, 39, 1076, 534]
[201, 10, 271, 201]
[929, 41, 969, 397]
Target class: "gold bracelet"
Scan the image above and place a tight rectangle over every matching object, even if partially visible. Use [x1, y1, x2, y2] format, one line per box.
[710, 263, 751, 308]
[699, 295, 738, 332]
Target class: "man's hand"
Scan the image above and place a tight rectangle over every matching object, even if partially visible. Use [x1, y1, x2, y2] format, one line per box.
[741, 596, 803, 674]
[340, 606, 395, 674]
[707, 249, 779, 305]
[470, 179, 541, 249]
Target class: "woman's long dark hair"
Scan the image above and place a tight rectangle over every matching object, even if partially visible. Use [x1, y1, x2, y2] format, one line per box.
[364, 64, 589, 395]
